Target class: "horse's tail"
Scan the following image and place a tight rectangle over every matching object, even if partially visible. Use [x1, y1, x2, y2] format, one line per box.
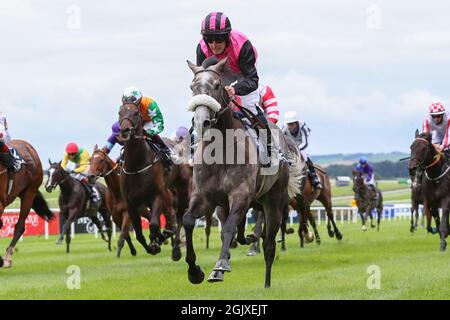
[286, 148, 304, 199]
[32, 190, 55, 221]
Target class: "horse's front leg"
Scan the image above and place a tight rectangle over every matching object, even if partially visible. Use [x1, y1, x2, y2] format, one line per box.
[183, 196, 214, 284]
[4, 191, 35, 267]
[209, 192, 251, 282]
[359, 207, 367, 231]
[149, 195, 164, 255]
[439, 208, 449, 252]
[127, 202, 151, 253]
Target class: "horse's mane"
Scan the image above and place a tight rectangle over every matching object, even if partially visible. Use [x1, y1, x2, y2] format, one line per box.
[202, 56, 239, 86]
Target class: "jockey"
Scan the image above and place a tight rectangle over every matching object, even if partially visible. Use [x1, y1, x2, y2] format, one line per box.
[356, 156, 377, 195]
[257, 83, 279, 125]
[62, 142, 101, 208]
[121, 86, 174, 168]
[282, 111, 322, 189]
[102, 122, 122, 154]
[421, 101, 450, 153]
[196, 12, 272, 167]
[172, 126, 189, 144]
[0, 112, 22, 173]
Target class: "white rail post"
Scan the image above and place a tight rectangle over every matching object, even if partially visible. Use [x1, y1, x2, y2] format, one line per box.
[340, 209, 344, 225]
[112, 221, 116, 239]
[44, 220, 49, 240]
[71, 222, 75, 238]
[317, 209, 321, 225]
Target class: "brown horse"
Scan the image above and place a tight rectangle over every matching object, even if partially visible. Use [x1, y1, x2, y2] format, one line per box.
[352, 169, 383, 231]
[118, 104, 192, 260]
[409, 131, 448, 251]
[0, 140, 54, 268]
[88, 145, 153, 257]
[293, 165, 343, 247]
[184, 58, 303, 288]
[45, 161, 112, 253]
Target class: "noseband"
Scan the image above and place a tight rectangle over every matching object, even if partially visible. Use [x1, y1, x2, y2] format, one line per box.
[193, 69, 230, 126]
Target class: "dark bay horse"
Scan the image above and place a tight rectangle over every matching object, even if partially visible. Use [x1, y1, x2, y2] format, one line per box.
[0, 139, 54, 268]
[287, 165, 343, 248]
[352, 169, 383, 231]
[409, 131, 448, 251]
[118, 104, 192, 260]
[184, 58, 304, 288]
[45, 161, 112, 253]
[409, 164, 438, 234]
[88, 145, 153, 257]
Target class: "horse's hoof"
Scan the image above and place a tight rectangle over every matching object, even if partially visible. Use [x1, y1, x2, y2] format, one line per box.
[328, 230, 335, 238]
[213, 259, 231, 272]
[410, 226, 415, 233]
[245, 234, 258, 244]
[336, 232, 343, 241]
[230, 239, 238, 249]
[371, 224, 376, 229]
[171, 247, 182, 261]
[281, 246, 286, 252]
[188, 265, 205, 284]
[247, 250, 256, 256]
[207, 270, 224, 282]
[361, 226, 367, 231]
[56, 240, 62, 245]
[316, 239, 321, 245]
[149, 244, 161, 255]
[304, 232, 314, 243]
[130, 248, 137, 256]
[440, 242, 447, 252]
[0, 256, 3, 268]
[286, 228, 295, 234]
[2, 259, 11, 268]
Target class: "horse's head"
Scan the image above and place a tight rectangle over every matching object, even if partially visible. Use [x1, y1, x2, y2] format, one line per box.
[45, 159, 67, 193]
[409, 130, 434, 181]
[87, 145, 111, 184]
[352, 169, 364, 187]
[186, 58, 229, 136]
[118, 102, 143, 142]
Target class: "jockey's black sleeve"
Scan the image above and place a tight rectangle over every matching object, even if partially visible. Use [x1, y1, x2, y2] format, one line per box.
[234, 40, 259, 96]
[196, 44, 207, 66]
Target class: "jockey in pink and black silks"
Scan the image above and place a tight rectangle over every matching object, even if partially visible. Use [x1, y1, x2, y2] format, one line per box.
[196, 12, 260, 115]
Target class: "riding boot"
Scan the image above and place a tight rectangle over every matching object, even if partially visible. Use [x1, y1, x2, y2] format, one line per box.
[0, 142, 20, 174]
[151, 134, 174, 169]
[86, 184, 100, 216]
[306, 158, 322, 189]
[254, 110, 272, 168]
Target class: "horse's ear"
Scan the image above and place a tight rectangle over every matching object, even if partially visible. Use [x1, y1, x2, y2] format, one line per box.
[212, 57, 228, 73]
[94, 144, 98, 151]
[48, 158, 52, 165]
[187, 60, 201, 74]
[415, 129, 419, 138]
[58, 160, 62, 166]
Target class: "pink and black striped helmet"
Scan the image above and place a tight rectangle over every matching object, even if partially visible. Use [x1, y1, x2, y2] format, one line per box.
[201, 12, 232, 36]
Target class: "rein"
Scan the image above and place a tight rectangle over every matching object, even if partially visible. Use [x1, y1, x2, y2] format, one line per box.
[122, 156, 158, 175]
[413, 137, 449, 181]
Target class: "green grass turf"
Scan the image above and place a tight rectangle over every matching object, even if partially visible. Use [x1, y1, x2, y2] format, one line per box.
[0, 219, 448, 300]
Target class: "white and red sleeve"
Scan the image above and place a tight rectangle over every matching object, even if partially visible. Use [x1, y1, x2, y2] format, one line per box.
[421, 117, 430, 133]
[261, 85, 279, 124]
[442, 119, 450, 149]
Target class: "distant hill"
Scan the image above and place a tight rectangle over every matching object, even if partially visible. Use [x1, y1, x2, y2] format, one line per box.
[311, 152, 409, 167]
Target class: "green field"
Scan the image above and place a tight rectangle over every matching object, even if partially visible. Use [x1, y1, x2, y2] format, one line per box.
[0, 219, 448, 300]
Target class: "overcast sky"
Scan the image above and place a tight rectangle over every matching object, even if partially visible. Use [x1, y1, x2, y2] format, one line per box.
[0, 0, 449, 163]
